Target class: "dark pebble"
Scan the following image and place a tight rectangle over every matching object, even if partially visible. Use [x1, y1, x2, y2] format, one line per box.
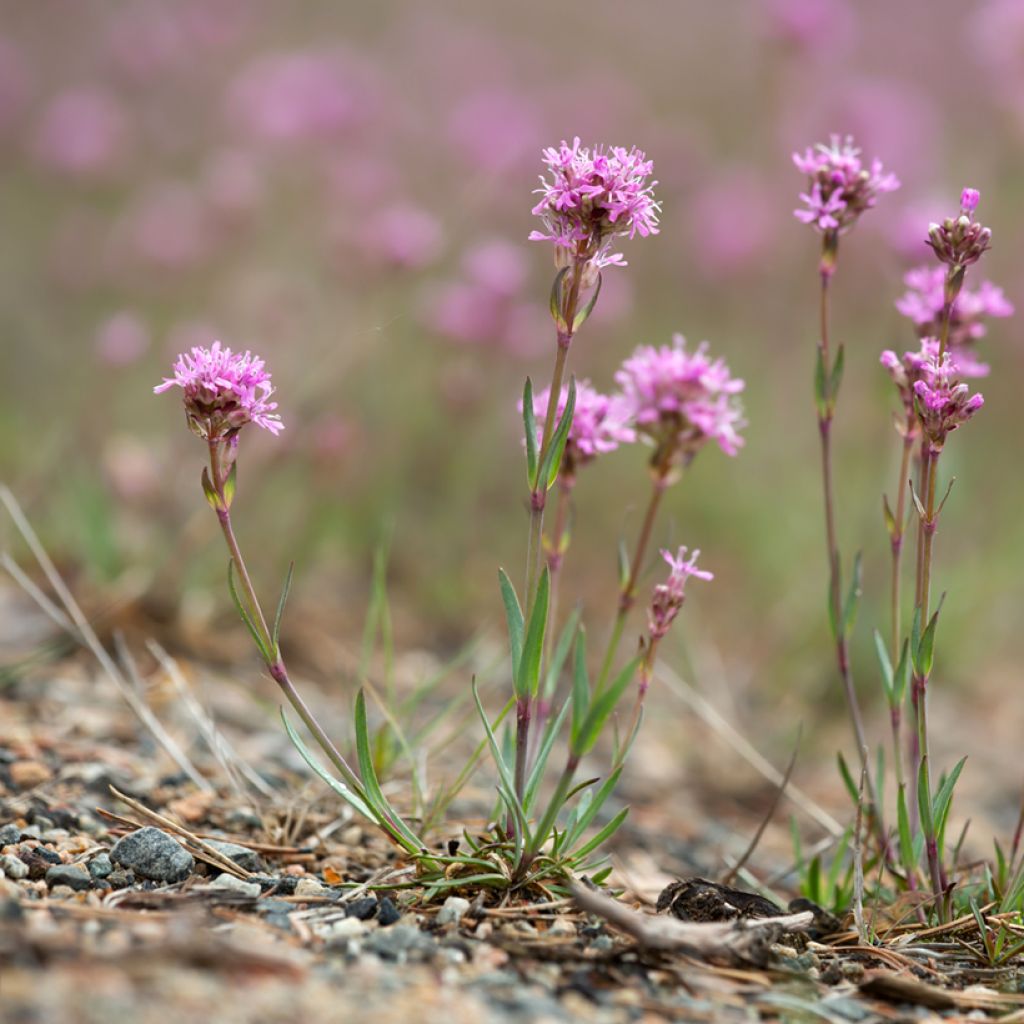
[257, 899, 294, 915]
[110, 827, 194, 883]
[205, 840, 264, 873]
[45, 864, 92, 891]
[376, 896, 401, 926]
[346, 897, 378, 921]
[88, 853, 113, 879]
[106, 869, 134, 889]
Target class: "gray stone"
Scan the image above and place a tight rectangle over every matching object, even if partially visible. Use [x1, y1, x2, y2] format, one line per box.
[436, 896, 470, 926]
[209, 872, 261, 898]
[110, 827, 194, 883]
[205, 840, 264, 873]
[0, 824, 22, 846]
[45, 864, 92, 891]
[365, 923, 436, 961]
[294, 877, 326, 898]
[88, 853, 113, 879]
[0, 854, 27, 880]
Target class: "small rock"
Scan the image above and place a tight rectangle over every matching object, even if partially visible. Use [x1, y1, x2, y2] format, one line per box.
[294, 877, 326, 898]
[10, 761, 52, 789]
[88, 853, 113, 880]
[324, 917, 366, 941]
[45, 864, 92, 891]
[590, 934, 614, 952]
[345, 897, 378, 921]
[106, 869, 133, 889]
[41, 830, 68, 844]
[436, 896, 470, 926]
[32, 816, 55, 832]
[376, 896, 401, 926]
[110, 827, 194, 883]
[210, 873, 262, 898]
[0, 824, 22, 846]
[205, 840, 264, 873]
[257, 899, 293, 915]
[547, 917, 577, 937]
[0, 854, 28, 880]
[365, 923, 436, 961]
[18, 825, 42, 841]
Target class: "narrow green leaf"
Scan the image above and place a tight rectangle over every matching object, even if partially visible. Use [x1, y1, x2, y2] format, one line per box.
[896, 785, 915, 882]
[590, 866, 613, 886]
[571, 655, 640, 758]
[516, 567, 550, 699]
[571, 272, 602, 332]
[892, 640, 911, 707]
[498, 569, 525, 678]
[841, 551, 862, 637]
[569, 807, 627, 862]
[522, 377, 539, 490]
[836, 751, 859, 805]
[471, 680, 520, 812]
[932, 756, 967, 842]
[536, 376, 577, 492]
[549, 266, 569, 332]
[523, 695, 572, 812]
[917, 605, 942, 679]
[882, 493, 897, 539]
[571, 627, 590, 746]
[617, 539, 630, 591]
[806, 855, 822, 904]
[561, 768, 622, 852]
[910, 607, 924, 676]
[829, 343, 845, 402]
[227, 559, 271, 661]
[917, 756, 934, 839]
[813, 347, 828, 419]
[280, 708, 374, 819]
[874, 629, 894, 701]
[271, 561, 295, 656]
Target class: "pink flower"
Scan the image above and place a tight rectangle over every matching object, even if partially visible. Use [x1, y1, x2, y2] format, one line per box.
[31, 88, 129, 177]
[648, 546, 713, 640]
[614, 335, 745, 462]
[912, 352, 984, 450]
[354, 202, 443, 270]
[530, 138, 660, 271]
[793, 134, 899, 234]
[895, 265, 1012, 368]
[526, 381, 635, 474]
[927, 188, 992, 269]
[155, 341, 283, 439]
[95, 311, 151, 366]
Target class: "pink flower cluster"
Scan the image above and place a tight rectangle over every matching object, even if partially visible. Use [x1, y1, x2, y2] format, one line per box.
[895, 266, 1012, 373]
[926, 188, 992, 269]
[529, 138, 660, 271]
[614, 335, 746, 461]
[528, 381, 635, 475]
[155, 341, 283, 439]
[912, 352, 984, 451]
[793, 134, 899, 234]
[648, 546, 713, 641]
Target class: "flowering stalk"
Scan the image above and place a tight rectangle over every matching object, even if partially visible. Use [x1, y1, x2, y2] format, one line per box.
[794, 135, 898, 819]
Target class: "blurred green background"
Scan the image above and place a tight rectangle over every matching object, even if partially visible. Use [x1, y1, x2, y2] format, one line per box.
[1, 0, 1021, 773]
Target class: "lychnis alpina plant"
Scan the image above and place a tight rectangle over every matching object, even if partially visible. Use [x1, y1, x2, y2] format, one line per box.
[793, 134, 899, 821]
[155, 342, 435, 866]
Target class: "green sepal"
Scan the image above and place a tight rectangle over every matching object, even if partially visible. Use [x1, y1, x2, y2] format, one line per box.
[201, 467, 222, 512]
[536, 376, 577, 493]
[549, 267, 569, 333]
[571, 272, 602, 332]
[498, 569, 525, 679]
[522, 377, 539, 489]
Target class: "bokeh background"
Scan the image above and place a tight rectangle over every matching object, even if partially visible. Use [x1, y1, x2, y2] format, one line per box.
[2, 1, 1022, 828]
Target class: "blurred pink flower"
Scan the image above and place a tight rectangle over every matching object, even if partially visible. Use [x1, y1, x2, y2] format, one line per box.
[155, 341, 283, 438]
[463, 239, 528, 298]
[689, 170, 777, 277]
[526, 380, 635, 472]
[103, 435, 162, 503]
[448, 90, 541, 172]
[762, 0, 857, 55]
[95, 311, 151, 366]
[201, 149, 266, 223]
[793, 134, 899, 234]
[615, 335, 746, 460]
[530, 138, 660, 270]
[123, 181, 212, 270]
[226, 51, 364, 145]
[425, 282, 504, 344]
[354, 202, 443, 270]
[31, 88, 129, 177]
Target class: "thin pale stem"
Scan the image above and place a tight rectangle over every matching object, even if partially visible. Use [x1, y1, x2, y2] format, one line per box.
[890, 432, 914, 660]
[596, 475, 667, 693]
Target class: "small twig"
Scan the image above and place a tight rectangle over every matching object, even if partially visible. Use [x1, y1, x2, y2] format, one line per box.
[721, 726, 802, 887]
[572, 884, 813, 962]
[108, 785, 252, 880]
